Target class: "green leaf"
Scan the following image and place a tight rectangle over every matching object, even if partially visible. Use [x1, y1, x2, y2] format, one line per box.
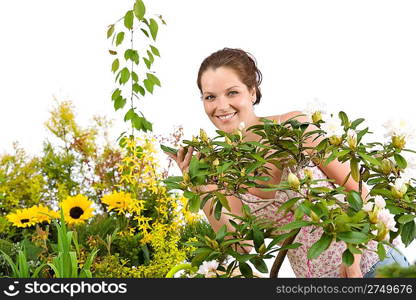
[140, 28, 149, 38]
[114, 96, 126, 111]
[342, 249, 354, 266]
[116, 32, 125, 46]
[350, 118, 365, 129]
[358, 152, 381, 166]
[401, 220, 416, 247]
[215, 225, 227, 241]
[150, 45, 160, 57]
[111, 58, 119, 73]
[124, 10, 134, 29]
[279, 220, 310, 231]
[189, 194, 201, 213]
[249, 258, 268, 274]
[394, 153, 407, 169]
[134, 0, 146, 20]
[214, 192, 231, 212]
[252, 226, 264, 250]
[148, 18, 159, 41]
[350, 157, 360, 182]
[337, 231, 368, 244]
[143, 79, 154, 93]
[107, 24, 115, 39]
[111, 88, 121, 101]
[398, 214, 416, 224]
[147, 73, 161, 86]
[124, 109, 137, 122]
[346, 190, 363, 211]
[143, 57, 152, 69]
[377, 243, 387, 261]
[214, 200, 222, 221]
[131, 71, 138, 82]
[338, 111, 349, 127]
[238, 262, 253, 278]
[147, 50, 154, 63]
[119, 67, 130, 85]
[189, 156, 199, 179]
[307, 233, 332, 259]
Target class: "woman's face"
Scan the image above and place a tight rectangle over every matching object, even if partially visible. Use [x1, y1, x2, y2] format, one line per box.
[200, 66, 256, 133]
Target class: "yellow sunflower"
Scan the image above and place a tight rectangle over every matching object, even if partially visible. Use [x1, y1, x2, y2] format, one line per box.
[29, 205, 60, 224]
[101, 191, 133, 214]
[6, 208, 37, 228]
[61, 194, 94, 225]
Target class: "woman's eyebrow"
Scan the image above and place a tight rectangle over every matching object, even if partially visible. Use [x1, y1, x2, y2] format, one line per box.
[203, 85, 240, 95]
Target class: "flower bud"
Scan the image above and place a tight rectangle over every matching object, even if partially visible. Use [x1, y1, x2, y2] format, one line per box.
[375, 222, 388, 242]
[288, 172, 300, 190]
[392, 135, 406, 149]
[380, 159, 392, 175]
[240, 168, 246, 177]
[183, 172, 190, 183]
[311, 111, 323, 123]
[200, 129, 209, 143]
[192, 136, 199, 143]
[304, 168, 313, 181]
[391, 179, 407, 199]
[259, 243, 266, 255]
[212, 159, 219, 166]
[368, 207, 379, 224]
[225, 136, 233, 145]
[329, 135, 342, 146]
[347, 129, 357, 150]
[310, 210, 320, 223]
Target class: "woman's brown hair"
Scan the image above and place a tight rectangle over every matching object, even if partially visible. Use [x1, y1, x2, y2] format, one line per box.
[197, 48, 263, 105]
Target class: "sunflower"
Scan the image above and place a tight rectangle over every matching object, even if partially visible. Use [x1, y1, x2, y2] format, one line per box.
[61, 194, 94, 225]
[6, 208, 38, 228]
[101, 191, 133, 214]
[29, 205, 60, 224]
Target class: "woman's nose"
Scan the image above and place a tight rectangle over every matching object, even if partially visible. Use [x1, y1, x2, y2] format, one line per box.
[215, 94, 230, 109]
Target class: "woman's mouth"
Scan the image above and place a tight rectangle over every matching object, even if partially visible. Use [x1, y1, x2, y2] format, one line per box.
[216, 112, 237, 122]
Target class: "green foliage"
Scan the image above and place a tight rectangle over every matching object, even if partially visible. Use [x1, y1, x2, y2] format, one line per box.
[107, 0, 166, 133]
[376, 263, 416, 278]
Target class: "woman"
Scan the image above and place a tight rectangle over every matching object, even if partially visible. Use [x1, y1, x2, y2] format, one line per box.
[165, 48, 410, 277]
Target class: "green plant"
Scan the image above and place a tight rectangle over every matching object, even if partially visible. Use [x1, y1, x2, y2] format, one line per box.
[0, 247, 48, 278]
[47, 211, 98, 278]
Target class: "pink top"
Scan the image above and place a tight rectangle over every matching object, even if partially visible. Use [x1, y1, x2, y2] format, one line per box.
[239, 165, 380, 277]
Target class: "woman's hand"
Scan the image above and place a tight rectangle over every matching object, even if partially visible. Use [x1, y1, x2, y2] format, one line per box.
[339, 253, 363, 278]
[164, 146, 195, 174]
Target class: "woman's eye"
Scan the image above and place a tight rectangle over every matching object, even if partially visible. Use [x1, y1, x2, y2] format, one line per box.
[204, 95, 214, 101]
[229, 91, 238, 95]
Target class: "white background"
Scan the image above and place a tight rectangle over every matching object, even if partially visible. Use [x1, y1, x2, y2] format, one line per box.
[0, 0, 415, 276]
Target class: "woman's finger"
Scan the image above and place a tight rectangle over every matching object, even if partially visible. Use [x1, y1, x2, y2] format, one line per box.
[177, 147, 185, 162]
[183, 146, 194, 166]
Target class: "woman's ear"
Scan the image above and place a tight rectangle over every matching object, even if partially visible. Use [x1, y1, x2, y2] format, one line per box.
[251, 88, 256, 104]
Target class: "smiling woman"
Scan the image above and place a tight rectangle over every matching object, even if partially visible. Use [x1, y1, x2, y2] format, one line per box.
[164, 47, 412, 278]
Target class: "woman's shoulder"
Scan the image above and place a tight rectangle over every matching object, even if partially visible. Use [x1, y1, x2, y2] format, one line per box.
[264, 111, 308, 123]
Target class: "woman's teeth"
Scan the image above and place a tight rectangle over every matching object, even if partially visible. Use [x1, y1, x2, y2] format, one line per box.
[217, 112, 236, 120]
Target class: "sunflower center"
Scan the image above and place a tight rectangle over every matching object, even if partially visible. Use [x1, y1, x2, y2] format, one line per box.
[21, 218, 30, 223]
[69, 207, 84, 219]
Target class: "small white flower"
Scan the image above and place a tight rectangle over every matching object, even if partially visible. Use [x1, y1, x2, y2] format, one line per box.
[197, 260, 219, 278]
[347, 129, 357, 149]
[383, 119, 414, 140]
[304, 98, 327, 122]
[377, 208, 397, 232]
[321, 114, 344, 138]
[125, 213, 132, 218]
[394, 178, 408, 194]
[363, 201, 374, 212]
[374, 196, 386, 209]
[238, 121, 246, 131]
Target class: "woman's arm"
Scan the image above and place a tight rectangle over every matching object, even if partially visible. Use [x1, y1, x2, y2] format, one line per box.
[287, 111, 367, 277]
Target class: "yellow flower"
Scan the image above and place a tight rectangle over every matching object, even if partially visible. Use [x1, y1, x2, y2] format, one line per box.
[6, 208, 37, 228]
[29, 205, 59, 224]
[101, 191, 133, 214]
[61, 195, 94, 225]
